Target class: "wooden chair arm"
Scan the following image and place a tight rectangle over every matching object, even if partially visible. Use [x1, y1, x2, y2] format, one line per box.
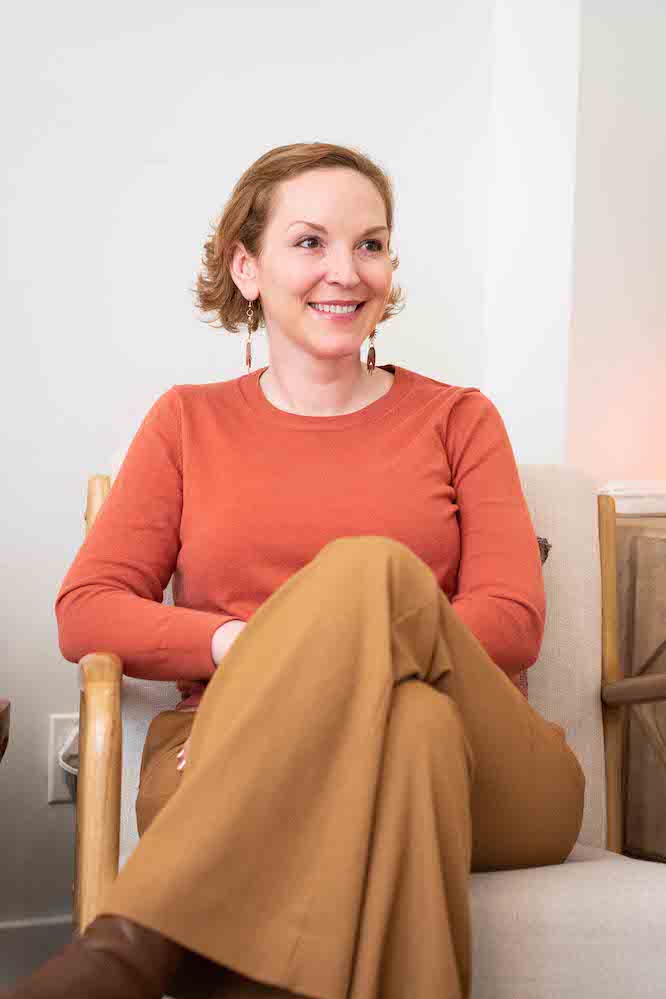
[601, 673, 666, 707]
[74, 652, 123, 936]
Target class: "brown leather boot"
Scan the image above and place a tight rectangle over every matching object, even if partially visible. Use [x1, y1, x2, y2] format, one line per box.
[0, 913, 187, 999]
[166, 952, 313, 999]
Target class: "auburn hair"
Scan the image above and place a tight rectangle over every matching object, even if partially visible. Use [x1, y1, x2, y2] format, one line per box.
[191, 142, 406, 335]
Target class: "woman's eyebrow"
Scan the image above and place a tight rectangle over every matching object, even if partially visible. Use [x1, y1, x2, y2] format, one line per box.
[287, 220, 389, 236]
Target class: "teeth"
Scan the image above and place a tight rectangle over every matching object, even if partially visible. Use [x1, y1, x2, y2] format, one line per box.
[310, 303, 359, 314]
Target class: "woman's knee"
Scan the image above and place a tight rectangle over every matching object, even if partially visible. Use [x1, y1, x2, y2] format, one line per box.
[315, 535, 441, 622]
[390, 680, 475, 774]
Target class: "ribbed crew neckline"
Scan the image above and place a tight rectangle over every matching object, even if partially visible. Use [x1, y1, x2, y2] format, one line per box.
[237, 363, 413, 431]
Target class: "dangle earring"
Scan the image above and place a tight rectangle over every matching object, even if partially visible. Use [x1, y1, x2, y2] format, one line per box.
[245, 298, 256, 373]
[367, 328, 377, 374]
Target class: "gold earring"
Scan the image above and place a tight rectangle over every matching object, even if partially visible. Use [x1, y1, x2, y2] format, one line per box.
[245, 298, 256, 373]
[367, 329, 377, 374]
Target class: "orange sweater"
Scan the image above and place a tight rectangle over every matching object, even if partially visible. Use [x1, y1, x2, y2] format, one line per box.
[55, 363, 545, 710]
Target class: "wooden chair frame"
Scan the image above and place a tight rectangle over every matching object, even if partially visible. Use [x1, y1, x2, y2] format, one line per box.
[72, 478, 666, 936]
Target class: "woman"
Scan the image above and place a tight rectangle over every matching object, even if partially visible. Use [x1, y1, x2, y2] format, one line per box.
[8, 142, 585, 999]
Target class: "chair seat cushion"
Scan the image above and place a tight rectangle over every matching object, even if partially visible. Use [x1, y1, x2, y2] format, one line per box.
[470, 843, 666, 998]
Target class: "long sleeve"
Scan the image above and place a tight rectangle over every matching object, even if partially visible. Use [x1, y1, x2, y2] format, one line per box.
[54, 386, 234, 682]
[446, 389, 546, 679]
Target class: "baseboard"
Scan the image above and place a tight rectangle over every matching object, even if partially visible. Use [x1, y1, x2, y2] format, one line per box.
[0, 915, 73, 987]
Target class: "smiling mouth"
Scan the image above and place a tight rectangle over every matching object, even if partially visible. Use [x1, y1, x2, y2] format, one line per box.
[307, 302, 366, 312]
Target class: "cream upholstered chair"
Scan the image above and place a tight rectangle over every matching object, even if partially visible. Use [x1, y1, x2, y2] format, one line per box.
[72, 448, 666, 999]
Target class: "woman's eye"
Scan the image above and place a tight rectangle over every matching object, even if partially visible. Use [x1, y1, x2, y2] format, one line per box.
[297, 236, 384, 252]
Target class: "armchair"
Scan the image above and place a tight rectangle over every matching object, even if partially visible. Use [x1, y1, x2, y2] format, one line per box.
[72, 453, 666, 998]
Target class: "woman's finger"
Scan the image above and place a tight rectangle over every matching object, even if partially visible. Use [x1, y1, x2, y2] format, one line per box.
[176, 734, 191, 772]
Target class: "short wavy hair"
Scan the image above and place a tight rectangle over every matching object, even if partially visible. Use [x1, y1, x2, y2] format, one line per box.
[191, 142, 406, 336]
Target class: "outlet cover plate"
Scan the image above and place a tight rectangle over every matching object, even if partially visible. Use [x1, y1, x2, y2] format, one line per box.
[48, 713, 78, 804]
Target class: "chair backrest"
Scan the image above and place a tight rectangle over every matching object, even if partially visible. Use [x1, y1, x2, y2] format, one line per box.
[108, 443, 608, 871]
[517, 464, 607, 851]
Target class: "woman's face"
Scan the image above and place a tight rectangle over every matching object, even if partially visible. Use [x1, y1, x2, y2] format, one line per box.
[233, 167, 394, 361]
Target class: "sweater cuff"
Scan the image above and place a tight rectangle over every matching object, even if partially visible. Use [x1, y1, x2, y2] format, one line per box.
[161, 609, 239, 680]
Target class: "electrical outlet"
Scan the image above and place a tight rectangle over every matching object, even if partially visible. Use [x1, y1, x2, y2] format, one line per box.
[48, 713, 78, 803]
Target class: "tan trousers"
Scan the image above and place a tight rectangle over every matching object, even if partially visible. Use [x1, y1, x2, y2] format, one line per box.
[97, 536, 585, 999]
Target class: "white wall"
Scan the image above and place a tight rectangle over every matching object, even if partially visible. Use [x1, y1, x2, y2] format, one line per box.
[568, 0, 666, 479]
[483, 0, 581, 463]
[5, 0, 662, 964]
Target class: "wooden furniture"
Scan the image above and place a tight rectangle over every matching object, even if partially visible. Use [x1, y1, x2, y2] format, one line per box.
[69, 457, 666, 998]
[615, 514, 666, 862]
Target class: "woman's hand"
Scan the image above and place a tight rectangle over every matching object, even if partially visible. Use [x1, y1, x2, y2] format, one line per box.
[212, 619, 247, 666]
[176, 733, 192, 772]
[176, 620, 248, 771]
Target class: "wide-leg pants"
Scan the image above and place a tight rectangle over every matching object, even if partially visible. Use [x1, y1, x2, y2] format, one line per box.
[96, 536, 586, 999]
